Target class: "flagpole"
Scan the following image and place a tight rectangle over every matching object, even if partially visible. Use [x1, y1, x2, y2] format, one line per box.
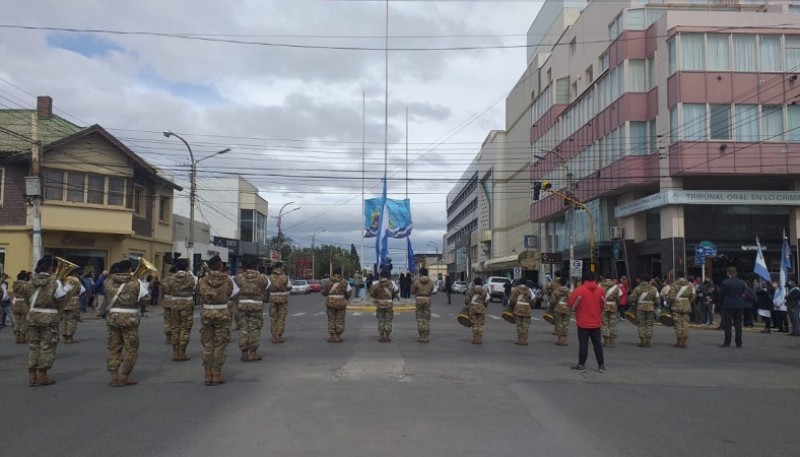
[405, 106, 408, 272]
[361, 90, 365, 275]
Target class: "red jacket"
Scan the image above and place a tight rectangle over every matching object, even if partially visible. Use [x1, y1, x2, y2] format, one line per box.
[568, 280, 604, 329]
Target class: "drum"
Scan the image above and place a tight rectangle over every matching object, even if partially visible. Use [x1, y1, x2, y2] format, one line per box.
[501, 305, 516, 324]
[457, 306, 472, 328]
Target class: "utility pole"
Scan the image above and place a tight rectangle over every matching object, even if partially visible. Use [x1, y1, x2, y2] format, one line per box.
[311, 227, 325, 279]
[29, 112, 42, 268]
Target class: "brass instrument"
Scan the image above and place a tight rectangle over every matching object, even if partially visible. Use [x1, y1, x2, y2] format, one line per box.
[658, 306, 675, 327]
[543, 304, 556, 325]
[457, 306, 472, 328]
[132, 257, 157, 280]
[624, 304, 638, 325]
[54, 257, 82, 304]
[201, 261, 210, 276]
[501, 304, 516, 324]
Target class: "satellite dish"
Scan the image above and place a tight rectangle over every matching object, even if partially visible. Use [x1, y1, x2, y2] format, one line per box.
[517, 251, 538, 269]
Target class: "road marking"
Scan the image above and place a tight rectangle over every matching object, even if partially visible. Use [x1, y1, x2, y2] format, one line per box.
[431, 313, 441, 318]
[353, 312, 363, 317]
[488, 315, 501, 320]
[291, 312, 306, 317]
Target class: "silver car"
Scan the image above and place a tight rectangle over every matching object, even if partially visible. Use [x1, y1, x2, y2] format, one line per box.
[291, 279, 310, 295]
[452, 280, 468, 294]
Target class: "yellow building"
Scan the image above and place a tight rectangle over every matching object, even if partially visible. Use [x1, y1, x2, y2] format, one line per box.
[0, 96, 181, 276]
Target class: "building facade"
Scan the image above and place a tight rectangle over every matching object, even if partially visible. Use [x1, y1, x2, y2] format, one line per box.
[0, 96, 180, 276]
[528, 0, 800, 283]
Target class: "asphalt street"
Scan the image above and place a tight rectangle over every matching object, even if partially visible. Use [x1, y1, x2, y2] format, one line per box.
[1, 291, 798, 457]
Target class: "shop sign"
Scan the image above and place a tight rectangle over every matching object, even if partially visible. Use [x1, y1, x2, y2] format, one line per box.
[61, 233, 96, 247]
[615, 190, 800, 218]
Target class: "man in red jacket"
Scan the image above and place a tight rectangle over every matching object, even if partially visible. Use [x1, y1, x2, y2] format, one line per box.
[568, 272, 605, 373]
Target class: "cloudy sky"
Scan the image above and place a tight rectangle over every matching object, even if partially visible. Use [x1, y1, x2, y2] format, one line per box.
[0, 0, 542, 269]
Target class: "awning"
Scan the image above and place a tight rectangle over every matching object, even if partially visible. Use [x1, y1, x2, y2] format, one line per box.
[486, 255, 521, 271]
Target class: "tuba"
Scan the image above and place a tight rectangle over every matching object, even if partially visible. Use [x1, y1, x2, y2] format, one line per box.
[501, 303, 516, 324]
[132, 257, 157, 280]
[543, 303, 556, 325]
[54, 257, 82, 304]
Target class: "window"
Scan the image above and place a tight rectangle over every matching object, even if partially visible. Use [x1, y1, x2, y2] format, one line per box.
[681, 34, 705, 71]
[787, 36, 800, 71]
[759, 35, 782, 72]
[107, 176, 125, 206]
[569, 38, 577, 56]
[629, 60, 647, 92]
[733, 35, 756, 71]
[158, 196, 170, 222]
[762, 105, 785, 141]
[668, 39, 677, 75]
[709, 105, 731, 140]
[707, 35, 730, 71]
[670, 107, 678, 143]
[66, 172, 85, 203]
[585, 65, 594, 84]
[630, 122, 648, 156]
[44, 169, 64, 201]
[648, 58, 655, 89]
[0, 167, 4, 207]
[600, 53, 609, 72]
[788, 105, 800, 142]
[610, 68, 619, 101]
[735, 104, 759, 142]
[556, 78, 570, 104]
[649, 120, 657, 153]
[684, 104, 706, 140]
[240, 209, 254, 242]
[628, 9, 645, 31]
[87, 174, 105, 204]
[133, 187, 146, 217]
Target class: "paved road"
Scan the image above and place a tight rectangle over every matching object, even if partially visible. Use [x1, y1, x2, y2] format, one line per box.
[1, 292, 798, 457]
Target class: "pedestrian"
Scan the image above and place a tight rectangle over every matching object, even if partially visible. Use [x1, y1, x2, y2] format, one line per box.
[600, 278, 621, 348]
[550, 276, 571, 346]
[502, 279, 512, 308]
[568, 272, 605, 373]
[11, 270, 31, 344]
[631, 274, 659, 348]
[617, 275, 630, 321]
[786, 280, 800, 336]
[60, 270, 84, 344]
[105, 260, 150, 387]
[368, 270, 398, 342]
[267, 261, 289, 344]
[160, 260, 196, 362]
[718, 266, 747, 348]
[756, 283, 773, 333]
[464, 277, 489, 344]
[95, 270, 108, 318]
[197, 256, 239, 386]
[354, 271, 363, 299]
[79, 271, 93, 314]
[321, 267, 352, 342]
[444, 275, 453, 305]
[23, 257, 75, 387]
[1, 275, 11, 328]
[667, 273, 694, 348]
[400, 272, 412, 299]
[411, 268, 434, 343]
[773, 284, 789, 333]
[236, 260, 271, 361]
[509, 280, 534, 346]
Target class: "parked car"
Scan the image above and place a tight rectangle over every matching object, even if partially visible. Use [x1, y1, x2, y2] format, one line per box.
[291, 279, 310, 295]
[307, 279, 321, 293]
[452, 280, 468, 294]
[484, 276, 511, 302]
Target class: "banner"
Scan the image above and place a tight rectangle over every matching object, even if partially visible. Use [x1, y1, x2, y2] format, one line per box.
[364, 198, 413, 239]
[754, 237, 770, 283]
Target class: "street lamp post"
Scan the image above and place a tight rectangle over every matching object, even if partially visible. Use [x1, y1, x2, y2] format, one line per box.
[311, 227, 326, 279]
[534, 152, 576, 283]
[164, 131, 229, 273]
[276, 201, 300, 239]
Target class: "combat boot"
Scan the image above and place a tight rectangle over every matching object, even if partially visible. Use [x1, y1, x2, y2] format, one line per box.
[249, 349, 262, 361]
[178, 347, 191, 361]
[119, 372, 138, 387]
[515, 335, 524, 345]
[327, 334, 336, 343]
[609, 337, 616, 348]
[385, 333, 391, 342]
[211, 368, 225, 386]
[421, 334, 430, 344]
[36, 370, 56, 386]
[556, 335, 568, 346]
[173, 347, 181, 361]
[682, 338, 688, 348]
[204, 367, 213, 386]
[475, 333, 482, 345]
[521, 334, 528, 346]
[471, 330, 478, 344]
[335, 334, 343, 343]
[108, 370, 119, 387]
[271, 333, 278, 344]
[28, 368, 38, 387]
[276, 334, 285, 344]
[241, 350, 250, 362]
[674, 337, 682, 348]
[603, 337, 609, 347]
[638, 337, 646, 347]
[646, 337, 652, 347]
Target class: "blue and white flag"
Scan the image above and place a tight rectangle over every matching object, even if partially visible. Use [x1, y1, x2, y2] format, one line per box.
[364, 198, 413, 239]
[754, 236, 771, 283]
[774, 231, 792, 310]
[375, 178, 390, 268]
[407, 238, 415, 274]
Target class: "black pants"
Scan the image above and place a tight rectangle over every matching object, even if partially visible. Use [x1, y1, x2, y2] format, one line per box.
[721, 308, 743, 347]
[743, 308, 754, 327]
[774, 310, 788, 332]
[577, 327, 604, 367]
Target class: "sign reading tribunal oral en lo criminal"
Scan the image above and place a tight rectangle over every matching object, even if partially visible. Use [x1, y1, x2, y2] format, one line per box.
[615, 190, 800, 218]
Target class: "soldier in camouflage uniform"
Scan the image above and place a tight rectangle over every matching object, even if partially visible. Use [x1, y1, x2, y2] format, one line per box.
[268, 261, 290, 343]
[198, 255, 239, 386]
[236, 261, 271, 361]
[11, 271, 31, 344]
[322, 267, 352, 342]
[667, 274, 694, 348]
[368, 270, 398, 342]
[161, 260, 196, 362]
[600, 278, 621, 348]
[23, 257, 74, 387]
[631, 274, 659, 347]
[411, 268, 434, 343]
[551, 277, 571, 346]
[105, 260, 150, 387]
[161, 266, 176, 345]
[464, 278, 489, 344]
[60, 270, 84, 344]
[509, 280, 535, 345]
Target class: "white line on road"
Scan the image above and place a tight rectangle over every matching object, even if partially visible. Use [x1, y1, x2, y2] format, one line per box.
[431, 313, 441, 318]
[291, 312, 306, 317]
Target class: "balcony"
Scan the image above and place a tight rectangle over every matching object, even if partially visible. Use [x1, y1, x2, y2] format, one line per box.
[668, 142, 800, 176]
[40, 204, 133, 235]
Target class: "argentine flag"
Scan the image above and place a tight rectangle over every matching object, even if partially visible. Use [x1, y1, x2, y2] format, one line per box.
[754, 237, 771, 283]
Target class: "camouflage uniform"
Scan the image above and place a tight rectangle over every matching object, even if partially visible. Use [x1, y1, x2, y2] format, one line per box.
[667, 278, 694, 347]
[160, 277, 174, 344]
[24, 273, 68, 386]
[235, 269, 270, 360]
[321, 274, 352, 342]
[600, 279, 621, 347]
[60, 282, 82, 343]
[465, 285, 489, 344]
[509, 284, 534, 345]
[268, 267, 290, 343]
[198, 271, 237, 385]
[368, 278, 398, 341]
[105, 273, 147, 386]
[161, 271, 196, 361]
[551, 283, 571, 345]
[11, 280, 29, 344]
[632, 282, 659, 347]
[411, 275, 434, 342]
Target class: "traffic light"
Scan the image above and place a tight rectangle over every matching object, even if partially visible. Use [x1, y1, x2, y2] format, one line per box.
[164, 252, 173, 265]
[542, 181, 551, 190]
[532, 181, 542, 201]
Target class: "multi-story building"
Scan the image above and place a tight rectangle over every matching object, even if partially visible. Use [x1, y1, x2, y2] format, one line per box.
[529, 0, 800, 282]
[0, 96, 180, 275]
[172, 214, 228, 268]
[173, 176, 269, 272]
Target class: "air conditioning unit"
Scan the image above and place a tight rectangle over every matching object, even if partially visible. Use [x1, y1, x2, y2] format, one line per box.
[610, 226, 624, 240]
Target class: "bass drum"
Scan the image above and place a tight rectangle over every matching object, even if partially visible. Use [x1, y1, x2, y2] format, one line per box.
[543, 304, 556, 325]
[501, 305, 516, 324]
[658, 307, 675, 327]
[624, 307, 638, 325]
[457, 307, 472, 328]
